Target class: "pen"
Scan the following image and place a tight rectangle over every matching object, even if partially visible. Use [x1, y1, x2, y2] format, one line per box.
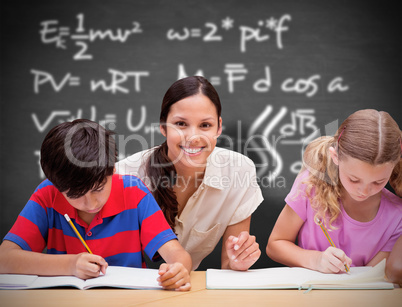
[317, 219, 350, 272]
[64, 213, 93, 254]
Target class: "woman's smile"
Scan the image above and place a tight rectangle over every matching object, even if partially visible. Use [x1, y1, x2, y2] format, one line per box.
[180, 146, 204, 155]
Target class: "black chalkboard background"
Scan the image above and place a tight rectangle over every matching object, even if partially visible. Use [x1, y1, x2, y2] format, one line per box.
[1, 0, 401, 270]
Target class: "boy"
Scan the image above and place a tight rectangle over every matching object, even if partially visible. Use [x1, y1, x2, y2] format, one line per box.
[0, 119, 192, 291]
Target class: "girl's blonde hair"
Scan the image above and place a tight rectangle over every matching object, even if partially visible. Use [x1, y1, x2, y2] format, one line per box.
[301, 109, 402, 228]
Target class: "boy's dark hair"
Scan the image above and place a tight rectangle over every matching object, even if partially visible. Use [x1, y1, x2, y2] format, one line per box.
[40, 119, 117, 198]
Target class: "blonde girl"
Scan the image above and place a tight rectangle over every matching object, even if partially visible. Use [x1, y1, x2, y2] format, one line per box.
[267, 109, 401, 274]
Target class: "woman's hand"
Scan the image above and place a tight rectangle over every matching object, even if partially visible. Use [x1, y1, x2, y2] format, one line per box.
[225, 231, 261, 271]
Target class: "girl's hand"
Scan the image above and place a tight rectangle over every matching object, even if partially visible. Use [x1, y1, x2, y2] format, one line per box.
[316, 247, 352, 273]
[225, 231, 261, 271]
[157, 262, 191, 291]
[71, 252, 108, 280]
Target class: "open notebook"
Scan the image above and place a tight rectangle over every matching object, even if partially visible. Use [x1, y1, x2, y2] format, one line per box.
[207, 259, 394, 290]
[0, 266, 161, 290]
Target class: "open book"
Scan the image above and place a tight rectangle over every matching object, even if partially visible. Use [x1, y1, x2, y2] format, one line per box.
[207, 259, 394, 290]
[0, 266, 161, 290]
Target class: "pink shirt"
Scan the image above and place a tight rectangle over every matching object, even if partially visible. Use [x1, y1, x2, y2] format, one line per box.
[285, 171, 402, 266]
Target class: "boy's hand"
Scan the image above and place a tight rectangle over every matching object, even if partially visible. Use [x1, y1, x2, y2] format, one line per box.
[316, 247, 352, 273]
[157, 262, 191, 291]
[225, 231, 260, 271]
[71, 252, 108, 280]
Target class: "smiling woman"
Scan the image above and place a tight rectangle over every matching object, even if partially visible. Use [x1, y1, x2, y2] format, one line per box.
[116, 76, 264, 271]
[162, 93, 222, 175]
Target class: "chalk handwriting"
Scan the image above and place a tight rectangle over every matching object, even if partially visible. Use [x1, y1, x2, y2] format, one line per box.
[31, 64, 349, 96]
[91, 69, 150, 94]
[30, 105, 337, 182]
[221, 17, 234, 30]
[239, 26, 269, 53]
[280, 109, 316, 140]
[34, 151, 45, 179]
[31, 68, 150, 93]
[239, 14, 290, 52]
[31, 107, 96, 132]
[253, 66, 272, 92]
[126, 106, 147, 132]
[167, 28, 190, 40]
[40, 14, 290, 57]
[246, 105, 287, 181]
[327, 77, 349, 93]
[281, 75, 320, 97]
[246, 106, 322, 180]
[39, 13, 143, 60]
[31, 13, 352, 184]
[224, 64, 249, 93]
[167, 22, 223, 41]
[31, 106, 153, 135]
[166, 15, 290, 52]
[177, 64, 348, 95]
[31, 69, 80, 93]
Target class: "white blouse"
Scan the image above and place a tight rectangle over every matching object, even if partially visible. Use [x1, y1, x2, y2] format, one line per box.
[116, 147, 263, 270]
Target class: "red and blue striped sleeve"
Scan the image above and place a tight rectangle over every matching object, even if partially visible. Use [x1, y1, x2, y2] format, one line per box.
[4, 180, 54, 252]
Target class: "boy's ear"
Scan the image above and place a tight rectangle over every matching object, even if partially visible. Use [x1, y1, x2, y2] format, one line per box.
[329, 146, 339, 166]
[113, 166, 116, 174]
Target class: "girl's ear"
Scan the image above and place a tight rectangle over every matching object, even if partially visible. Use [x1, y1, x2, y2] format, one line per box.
[160, 124, 167, 137]
[329, 146, 339, 166]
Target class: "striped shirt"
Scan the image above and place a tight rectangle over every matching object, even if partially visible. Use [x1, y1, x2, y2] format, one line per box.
[4, 174, 176, 268]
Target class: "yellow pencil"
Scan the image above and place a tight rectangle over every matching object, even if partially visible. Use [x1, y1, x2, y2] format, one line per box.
[317, 219, 350, 272]
[64, 213, 93, 254]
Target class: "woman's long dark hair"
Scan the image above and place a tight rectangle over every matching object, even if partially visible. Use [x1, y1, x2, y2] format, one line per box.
[146, 76, 222, 230]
